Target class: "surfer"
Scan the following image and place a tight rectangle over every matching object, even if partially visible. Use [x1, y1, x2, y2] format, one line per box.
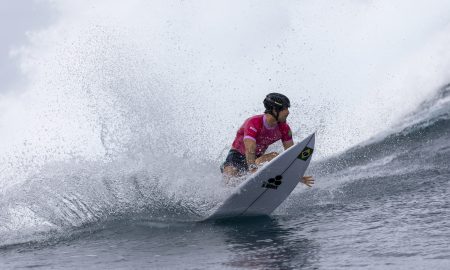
[221, 93, 314, 187]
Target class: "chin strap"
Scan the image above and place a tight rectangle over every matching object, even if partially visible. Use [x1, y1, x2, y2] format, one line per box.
[268, 110, 280, 122]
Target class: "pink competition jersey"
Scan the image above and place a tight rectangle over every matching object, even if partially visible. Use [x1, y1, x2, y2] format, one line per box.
[231, 114, 293, 157]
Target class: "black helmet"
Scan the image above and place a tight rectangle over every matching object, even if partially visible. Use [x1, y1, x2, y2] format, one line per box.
[263, 93, 290, 113]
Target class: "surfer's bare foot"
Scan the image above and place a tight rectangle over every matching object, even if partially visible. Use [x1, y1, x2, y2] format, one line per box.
[222, 165, 239, 176]
[222, 165, 250, 185]
[302, 175, 314, 187]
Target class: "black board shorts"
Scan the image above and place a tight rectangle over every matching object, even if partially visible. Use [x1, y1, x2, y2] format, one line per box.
[220, 149, 248, 173]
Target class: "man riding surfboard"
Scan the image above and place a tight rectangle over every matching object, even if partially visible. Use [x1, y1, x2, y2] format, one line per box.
[221, 93, 314, 187]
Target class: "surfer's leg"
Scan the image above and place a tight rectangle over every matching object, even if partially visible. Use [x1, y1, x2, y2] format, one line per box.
[222, 165, 240, 177]
[221, 149, 248, 178]
[255, 152, 278, 165]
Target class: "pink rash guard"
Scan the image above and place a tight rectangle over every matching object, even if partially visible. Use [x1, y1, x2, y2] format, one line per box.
[231, 114, 293, 157]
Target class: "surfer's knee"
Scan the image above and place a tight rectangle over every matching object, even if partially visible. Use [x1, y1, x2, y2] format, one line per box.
[221, 149, 248, 177]
[222, 166, 245, 185]
[256, 152, 278, 164]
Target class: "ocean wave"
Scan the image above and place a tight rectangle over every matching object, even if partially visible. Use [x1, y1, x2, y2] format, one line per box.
[311, 84, 450, 177]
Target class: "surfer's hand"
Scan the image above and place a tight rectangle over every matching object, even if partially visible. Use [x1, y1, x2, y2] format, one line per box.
[301, 176, 314, 187]
[248, 164, 258, 173]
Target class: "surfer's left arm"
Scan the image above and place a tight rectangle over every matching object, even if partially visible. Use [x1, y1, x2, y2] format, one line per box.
[281, 127, 314, 186]
[282, 140, 294, 149]
[281, 124, 294, 150]
[282, 140, 314, 186]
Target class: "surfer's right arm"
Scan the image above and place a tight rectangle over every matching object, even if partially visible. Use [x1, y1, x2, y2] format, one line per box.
[244, 139, 279, 173]
[244, 138, 258, 172]
[243, 118, 261, 173]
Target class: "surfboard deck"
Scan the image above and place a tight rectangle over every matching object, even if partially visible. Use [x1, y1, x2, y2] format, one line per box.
[206, 133, 315, 220]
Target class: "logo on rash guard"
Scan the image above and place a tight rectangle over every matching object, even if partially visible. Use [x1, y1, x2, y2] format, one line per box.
[250, 127, 257, 132]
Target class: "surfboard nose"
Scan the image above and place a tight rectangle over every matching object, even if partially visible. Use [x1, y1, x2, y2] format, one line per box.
[306, 132, 315, 146]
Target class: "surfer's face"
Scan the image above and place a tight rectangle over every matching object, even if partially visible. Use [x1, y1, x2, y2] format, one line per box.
[278, 108, 289, 122]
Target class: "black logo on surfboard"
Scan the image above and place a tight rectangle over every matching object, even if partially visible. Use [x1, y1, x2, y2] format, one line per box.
[262, 175, 283, 189]
[298, 147, 314, 161]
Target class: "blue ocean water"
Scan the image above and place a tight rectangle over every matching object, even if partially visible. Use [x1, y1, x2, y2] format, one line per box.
[0, 86, 449, 269]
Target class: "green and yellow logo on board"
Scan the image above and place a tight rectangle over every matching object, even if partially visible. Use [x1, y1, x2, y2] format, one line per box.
[298, 147, 313, 161]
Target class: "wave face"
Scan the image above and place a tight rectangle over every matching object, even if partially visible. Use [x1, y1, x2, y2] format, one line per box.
[311, 84, 450, 176]
[1, 0, 450, 248]
[292, 84, 450, 209]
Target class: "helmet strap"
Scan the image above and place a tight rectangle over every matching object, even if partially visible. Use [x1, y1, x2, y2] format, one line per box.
[269, 110, 280, 122]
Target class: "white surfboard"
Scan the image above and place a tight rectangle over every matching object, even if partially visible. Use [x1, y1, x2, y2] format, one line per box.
[206, 133, 315, 220]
